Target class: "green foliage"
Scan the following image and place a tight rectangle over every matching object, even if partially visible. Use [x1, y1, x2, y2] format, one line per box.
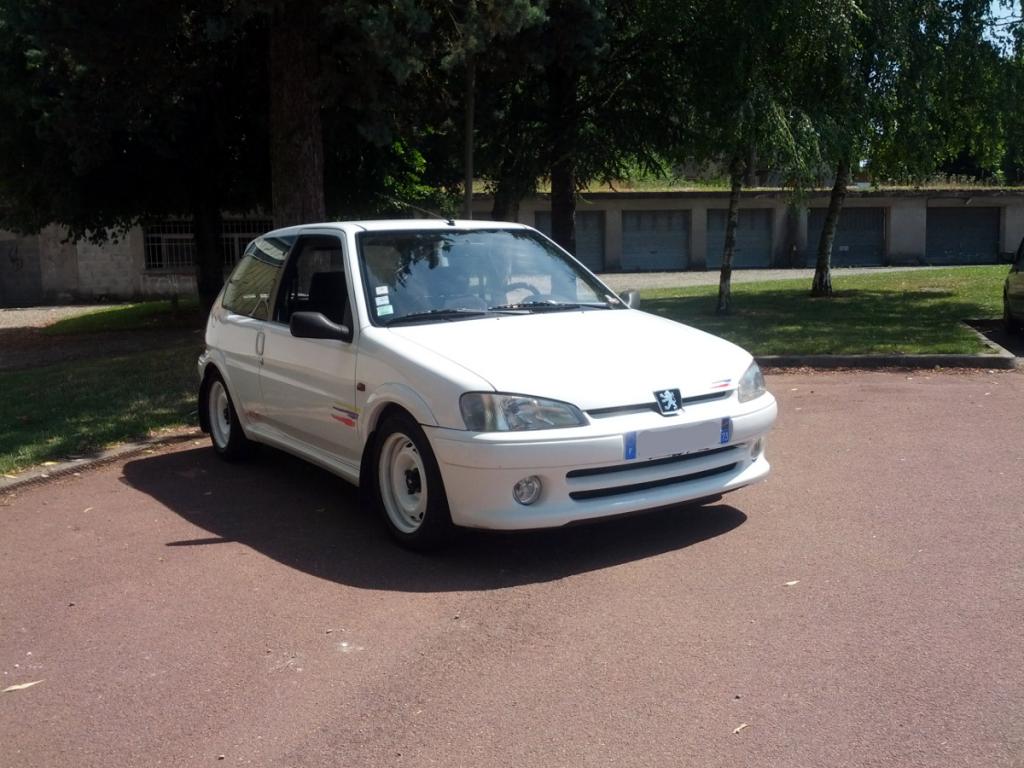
[0, 1, 269, 239]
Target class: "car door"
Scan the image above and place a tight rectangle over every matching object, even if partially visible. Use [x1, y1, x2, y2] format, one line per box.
[216, 236, 291, 419]
[258, 233, 362, 466]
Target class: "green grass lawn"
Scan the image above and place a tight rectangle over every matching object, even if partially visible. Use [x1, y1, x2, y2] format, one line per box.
[641, 266, 1008, 355]
[0, 345, 199, 475]
[43, 299, 202, 335]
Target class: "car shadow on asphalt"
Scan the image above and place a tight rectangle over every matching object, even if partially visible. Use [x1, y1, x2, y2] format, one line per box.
[121, 444, 747, 593]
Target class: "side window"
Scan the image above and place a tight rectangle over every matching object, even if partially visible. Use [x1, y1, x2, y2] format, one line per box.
[275, 236, 351, 328]
[222, 237, 289, 320]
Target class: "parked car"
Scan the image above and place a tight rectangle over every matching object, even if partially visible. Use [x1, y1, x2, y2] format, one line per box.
[197, 220, 777, 548]
[1005, 237, 1024, 334]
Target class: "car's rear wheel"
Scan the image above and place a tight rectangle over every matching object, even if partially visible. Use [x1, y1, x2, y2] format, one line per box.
[373, 413, 453, 549]
[206, 374, 252, 460]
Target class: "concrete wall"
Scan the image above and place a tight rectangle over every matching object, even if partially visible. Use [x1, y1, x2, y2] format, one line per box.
[477, 189, 1024, 272]
[6, 190, 1024, 306]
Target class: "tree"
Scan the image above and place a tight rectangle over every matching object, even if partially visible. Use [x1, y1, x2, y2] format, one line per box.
[677, 0, 829, 312]
[810, 0, 1009, 296]
[0, 1, 269, 312]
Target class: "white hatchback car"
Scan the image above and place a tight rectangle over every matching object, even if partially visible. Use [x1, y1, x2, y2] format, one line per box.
[198, 220, 777, 548]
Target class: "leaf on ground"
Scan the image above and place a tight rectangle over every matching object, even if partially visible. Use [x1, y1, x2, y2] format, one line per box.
[784, 580, 800, 587]
[733, 723, 749, 734]
[3, 680, 44, 692]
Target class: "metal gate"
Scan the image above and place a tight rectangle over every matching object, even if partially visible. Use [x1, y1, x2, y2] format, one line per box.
[706, 209, 773, 268]
[533, 211, 605, 273]
[807, 207, 885, 267]
[925, 208, 1001, 265]
[621, 210, 690, 271]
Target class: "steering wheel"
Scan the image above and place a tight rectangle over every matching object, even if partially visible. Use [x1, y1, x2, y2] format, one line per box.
[505, 281, 543, 300]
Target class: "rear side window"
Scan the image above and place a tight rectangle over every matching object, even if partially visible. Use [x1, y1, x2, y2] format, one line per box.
[222, 236, 291, 319]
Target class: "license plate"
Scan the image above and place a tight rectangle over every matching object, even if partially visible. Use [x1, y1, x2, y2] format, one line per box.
[627, 419, 730, 461]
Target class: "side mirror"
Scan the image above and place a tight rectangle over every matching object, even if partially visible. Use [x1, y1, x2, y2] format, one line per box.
[620, 289, 641, 309]
[289, 311, 352, 342]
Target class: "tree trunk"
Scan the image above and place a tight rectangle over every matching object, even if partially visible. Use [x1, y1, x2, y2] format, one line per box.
[810, 156, 851, 297]
[716, 155, 745, 314]
[549, 157, 576, 255]
[192, 195, 223, 316]
[269, 3, 325, 228]
[463, 54, 476, 220]
[546, 4, 578, 255]
[491, 166, 525, 222]
[491, 181, 520, 222]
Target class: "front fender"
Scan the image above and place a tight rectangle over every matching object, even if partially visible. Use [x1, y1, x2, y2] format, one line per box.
[361, 383, 439, 442]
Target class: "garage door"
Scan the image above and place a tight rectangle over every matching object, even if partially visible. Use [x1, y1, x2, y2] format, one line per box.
[807, 207, 885, 267]
[925, 208, 1001, 265]
[706, 209, 773, 268]
[621, 211, 689, 271]
[534, 211, 605, 273]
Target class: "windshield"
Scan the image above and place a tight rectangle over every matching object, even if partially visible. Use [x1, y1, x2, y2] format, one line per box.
[357, 228, 620, 326]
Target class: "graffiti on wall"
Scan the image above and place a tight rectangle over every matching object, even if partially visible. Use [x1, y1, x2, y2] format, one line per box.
[2, 241, 22, 272]
[140, 271, 196, 298]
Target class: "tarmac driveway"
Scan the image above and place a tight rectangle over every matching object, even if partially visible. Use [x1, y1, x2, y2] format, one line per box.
[1, 369, 1021, 767]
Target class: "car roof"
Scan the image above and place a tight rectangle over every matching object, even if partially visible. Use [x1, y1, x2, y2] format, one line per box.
[263, 219, 531, 239]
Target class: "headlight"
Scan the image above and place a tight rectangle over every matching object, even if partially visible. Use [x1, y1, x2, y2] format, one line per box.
[737, 361, 766, 403]
[460, 392, 587, 431]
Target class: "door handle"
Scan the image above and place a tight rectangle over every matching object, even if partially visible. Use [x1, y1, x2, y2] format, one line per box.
[256, 331, 265, 357]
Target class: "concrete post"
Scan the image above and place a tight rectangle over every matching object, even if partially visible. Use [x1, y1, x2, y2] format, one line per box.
[887, 199, 928, 264]
[604, 207, 623, 271]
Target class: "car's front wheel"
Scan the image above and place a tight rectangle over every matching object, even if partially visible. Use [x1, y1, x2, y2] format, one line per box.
[206, 374, 253, 460]
[373, 413, 454, 549]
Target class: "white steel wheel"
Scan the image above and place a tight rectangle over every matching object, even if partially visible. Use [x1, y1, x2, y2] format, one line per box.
[378, 432, 429, 534]
[372, 413, 454, 549]
[204, 373, 252, 460]
[209, 379, 233, 450]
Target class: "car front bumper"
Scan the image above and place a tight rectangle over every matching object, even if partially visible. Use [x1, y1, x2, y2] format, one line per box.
[427, 394, 777, 530]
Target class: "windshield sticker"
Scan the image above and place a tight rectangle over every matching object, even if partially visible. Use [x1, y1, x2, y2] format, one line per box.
[375, 286, 389, 296]
[375, 295, 390, 306]
[331, 405, 360, 428]
[377, 305, 394, 316]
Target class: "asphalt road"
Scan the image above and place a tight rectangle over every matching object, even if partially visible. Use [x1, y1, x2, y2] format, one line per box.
[1, 370, 1022, 767]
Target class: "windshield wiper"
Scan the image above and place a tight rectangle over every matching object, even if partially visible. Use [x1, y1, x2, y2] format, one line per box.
[385, 308, 490, 326]
[487, 301, 610, 313]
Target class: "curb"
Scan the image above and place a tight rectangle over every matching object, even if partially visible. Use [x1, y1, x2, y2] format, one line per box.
[0, 428, 204, 495]
[757, 352, 1018, 370]
[758, 322, 1019, 370]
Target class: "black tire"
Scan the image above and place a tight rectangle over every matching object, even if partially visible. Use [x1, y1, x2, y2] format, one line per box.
[371, 412, 454, 550]
[204, 372, 253, 460]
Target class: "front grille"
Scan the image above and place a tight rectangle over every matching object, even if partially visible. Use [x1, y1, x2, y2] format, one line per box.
[586, 390, 731, 419]
[566, 445, 735, 479]
[568, 463, 737, 501]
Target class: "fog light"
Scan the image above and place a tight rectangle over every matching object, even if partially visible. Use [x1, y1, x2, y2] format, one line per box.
[513, 476, 542, 505]
[751, 438, 764, 459]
